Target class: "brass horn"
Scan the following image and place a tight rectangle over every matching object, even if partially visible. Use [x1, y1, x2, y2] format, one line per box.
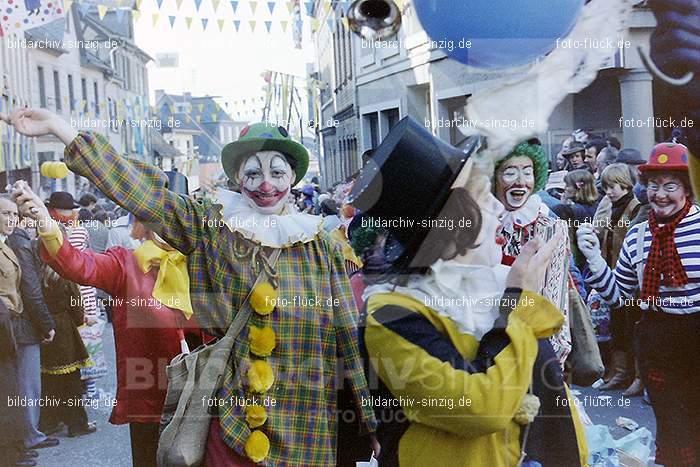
[347, 0, 402, 41]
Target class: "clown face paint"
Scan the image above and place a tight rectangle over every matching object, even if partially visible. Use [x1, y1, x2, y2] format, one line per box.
[647, 174, 688, 220]
[237, 151, 295, 214]
[495, 156, 535, 211]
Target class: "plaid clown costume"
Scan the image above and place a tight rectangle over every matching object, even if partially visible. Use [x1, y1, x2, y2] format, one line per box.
[63, 132, 377, 466]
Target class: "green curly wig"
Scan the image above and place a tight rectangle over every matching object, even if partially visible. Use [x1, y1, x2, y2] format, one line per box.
[495, 142, 549, 192]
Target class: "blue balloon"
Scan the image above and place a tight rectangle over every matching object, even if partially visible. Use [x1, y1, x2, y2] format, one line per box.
[413, 0, 585, 69]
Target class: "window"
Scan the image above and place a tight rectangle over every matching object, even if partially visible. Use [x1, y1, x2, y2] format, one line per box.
[37, 67, 46, 108]
[93, 81, 99, 115]
[386, 108, 400, 130]
[53, 71, 61, 112]
[67, 74, 75, 111]
[367, 113, 379, 148]
[81, 77, 88, 111]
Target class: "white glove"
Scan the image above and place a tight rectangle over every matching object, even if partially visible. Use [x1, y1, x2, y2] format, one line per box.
[576, 223, 606, 274]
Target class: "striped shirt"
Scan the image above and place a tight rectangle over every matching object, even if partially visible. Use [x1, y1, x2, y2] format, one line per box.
[66, 225, 98, 317]
[587, 205, 700, 314]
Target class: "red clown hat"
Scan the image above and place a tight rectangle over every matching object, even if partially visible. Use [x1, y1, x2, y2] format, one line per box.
[638, 142, 689, 173]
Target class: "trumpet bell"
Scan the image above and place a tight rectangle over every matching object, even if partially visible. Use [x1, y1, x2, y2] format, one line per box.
[347, 0, 402, 41]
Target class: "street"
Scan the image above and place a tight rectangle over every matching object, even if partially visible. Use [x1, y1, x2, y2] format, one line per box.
[33, 323, 660, 467]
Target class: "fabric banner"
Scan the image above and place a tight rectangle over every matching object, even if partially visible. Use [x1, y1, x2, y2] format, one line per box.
[1, 0, 65, 36]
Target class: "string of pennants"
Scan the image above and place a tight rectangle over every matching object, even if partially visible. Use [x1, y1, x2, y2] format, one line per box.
[67, 0, 358, 33]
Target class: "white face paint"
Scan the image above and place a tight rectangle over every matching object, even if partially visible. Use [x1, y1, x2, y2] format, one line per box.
[237, 150, 295, 214]
[495, 156, 535, 211]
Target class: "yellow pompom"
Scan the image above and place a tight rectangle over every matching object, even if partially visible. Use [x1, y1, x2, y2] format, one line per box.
[245, 404, 267, 428]
[249, 325, 276, 357]
[244, 430, 270, 463]
[513, 394, 541, 426]
[247, 360, 275, 393]
[250, 282, 278, 315]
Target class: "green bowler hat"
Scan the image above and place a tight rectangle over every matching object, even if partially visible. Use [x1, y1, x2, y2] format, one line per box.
[221, 123, 310, 186]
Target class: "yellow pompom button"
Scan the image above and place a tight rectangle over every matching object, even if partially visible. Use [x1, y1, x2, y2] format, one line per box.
[244, 430, 270, 463]
[250, 282, 278, 315]
[657, 154, 668, 164]
[245, 405, 268, 428]
[249, 326, 276, 357]
[247, 360, 275, 393]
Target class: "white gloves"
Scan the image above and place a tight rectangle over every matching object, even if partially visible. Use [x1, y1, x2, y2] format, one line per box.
[576, 223, 606, 274]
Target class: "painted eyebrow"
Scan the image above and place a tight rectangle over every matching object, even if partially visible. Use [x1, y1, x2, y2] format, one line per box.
[243, 155, 263, 171]
[270, 155, 288, 170]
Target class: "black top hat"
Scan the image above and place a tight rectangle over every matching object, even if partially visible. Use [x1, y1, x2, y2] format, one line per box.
[348, 116, 476, 267]
[164, 170, 189, 195]
[45, 192, 80, 210]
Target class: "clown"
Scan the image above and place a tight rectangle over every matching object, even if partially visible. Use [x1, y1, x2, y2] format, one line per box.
[2, 110, 379, 467]
[494, 141, 582, 368]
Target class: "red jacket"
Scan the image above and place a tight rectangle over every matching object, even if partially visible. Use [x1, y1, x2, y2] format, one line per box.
[40, 240, 198, 424]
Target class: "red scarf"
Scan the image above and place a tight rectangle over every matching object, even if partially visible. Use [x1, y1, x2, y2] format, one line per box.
[48, 208, 78, 227]
[642, 199, 692, 301]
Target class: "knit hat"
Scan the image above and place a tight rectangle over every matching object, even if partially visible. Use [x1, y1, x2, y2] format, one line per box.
[221, 123, 309, 185]
[638, 142, 689, 173]
[495, 141, 549, 192]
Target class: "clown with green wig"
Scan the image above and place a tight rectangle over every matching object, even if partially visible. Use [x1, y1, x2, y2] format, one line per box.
[494, 141, 582, 368]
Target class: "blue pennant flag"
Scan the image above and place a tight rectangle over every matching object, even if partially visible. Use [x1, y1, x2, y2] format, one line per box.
[194, 0, 203, 11]
[230, 1, 239, 13]
[156, 0, 164, 8]
[327, 18, 334, 31]
[233, 19, 241, 31]
[267, 1, 275, 14]
[115, 8, 126, 22]
[305, 1, 313, 15]
[264, 20, 272, 32]
[168, 15, 176, 27]
[201, 17, 208, 29]
[78, 2, 92, 16]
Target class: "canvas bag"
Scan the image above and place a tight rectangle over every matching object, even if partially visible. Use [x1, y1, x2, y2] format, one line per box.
[157, 250, 280, 467]
[566, 287, 605, 386]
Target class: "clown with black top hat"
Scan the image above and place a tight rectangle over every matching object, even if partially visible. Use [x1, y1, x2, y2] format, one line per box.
[2, 108, 379, 466]
[350, 117, 588, 466]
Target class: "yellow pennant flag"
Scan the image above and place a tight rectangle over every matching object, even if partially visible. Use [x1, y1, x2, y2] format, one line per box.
[217, 18, 225, 31]
[175, 0, 184, 9]
[132, 9, 141, 21]
[135, 0, 142, 9]
[64, 0, 73, 12]
[212, 0, 220, 11]
[152, 13, 160, 26]
[249, 20, 256, 32]
[97, 5, 108, 19]
[196, 115, 201, 122]
[286, 1, 293, 14]
[311, 18, 319, 31]
[280, 20, 288, 32]
[323, 1, 330, 14]
[249, 1, 258, 14]
[185, 16, 193, 29]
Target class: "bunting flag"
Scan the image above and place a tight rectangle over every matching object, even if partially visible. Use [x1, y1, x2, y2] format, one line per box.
[79, 2, 92, 16]
[286, 1, 294, 14]
[64, 0, 74, 12]
[264, 20, 272, 32]
[249, 1, 258, 14]
[152, 13, 160, 26]
[156, 0, 164, 9]
[175, 0, 184, 9]
[305, 1, 312, 16]
[267, 1, 275, 14]
[194, 0, 203, 11]
[169, 15, 176, 27]
[326, 18, 333, 31]
[198, 103, 205, 112]
[135, 0, 142, 9]
[341, 16, 348, 30]
[133, 9, 141, 20]
[311, 17, 319, 31]
[217, 18, 225, 31]
[233, 19, 240, 31]
[230, 0, 238, 13]
[97, 5, 108, 19]
[185, 16, 193, 29]
[212, 0, 220, 11]
[280, 20, 288, 32]
[201, 17, 208, 29]
[249, 19, 256, 31]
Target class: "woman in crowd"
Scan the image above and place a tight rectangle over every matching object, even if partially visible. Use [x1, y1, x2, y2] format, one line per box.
[37, 236, 96, 438]
[12, 179, 199, 467]
[591, 163, 643, 395]
[553, 169, 601, 270]
[578, 142, 699, 466]
[352, 118, 588, 466]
